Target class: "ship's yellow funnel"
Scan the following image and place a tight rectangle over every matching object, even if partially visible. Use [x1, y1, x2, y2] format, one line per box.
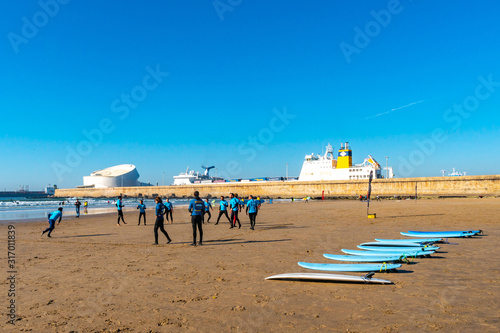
[337, 142, 352, 169]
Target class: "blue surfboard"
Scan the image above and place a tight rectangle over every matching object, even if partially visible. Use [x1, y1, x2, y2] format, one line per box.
[401, 231, 477, 238]
[357, 245, 440, 252]
[361, 241, 428, 247]
[407, 230, 481, 235]
[375, 238, 442, 244]
[323, 254, 404, 262]
[298, 262, 401, 272]
[342, 249, 434, 257]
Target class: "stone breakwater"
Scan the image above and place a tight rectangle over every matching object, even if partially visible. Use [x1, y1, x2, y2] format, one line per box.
[53, 175, 500, 199]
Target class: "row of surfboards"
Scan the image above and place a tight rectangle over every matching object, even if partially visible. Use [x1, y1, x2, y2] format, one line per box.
[266, 229, 482, 284]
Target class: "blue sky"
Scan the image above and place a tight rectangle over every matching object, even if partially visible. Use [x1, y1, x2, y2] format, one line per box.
[1, 0, 499, 190]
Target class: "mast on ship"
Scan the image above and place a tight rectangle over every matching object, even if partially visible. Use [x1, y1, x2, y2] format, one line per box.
[323, 143, 335, 159]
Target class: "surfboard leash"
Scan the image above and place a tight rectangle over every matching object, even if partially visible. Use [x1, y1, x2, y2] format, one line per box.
[399, 254, 411, 264]
[380, 262, 388, 272]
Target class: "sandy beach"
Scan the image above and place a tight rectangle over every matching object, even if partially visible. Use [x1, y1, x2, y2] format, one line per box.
[1, 198, 499, 332]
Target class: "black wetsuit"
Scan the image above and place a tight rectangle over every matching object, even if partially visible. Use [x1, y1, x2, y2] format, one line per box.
[165, 209, 173, 222]
[203, 210, 211, 223]
[216, 210, 231, 224]
[249, 213, 257, 229]
[138, 212, 146, 225]
[230, 210, 241, 228]
[154, 203, 171, 244]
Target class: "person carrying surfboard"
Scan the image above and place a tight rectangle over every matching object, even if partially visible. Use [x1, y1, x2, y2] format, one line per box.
[188, 191, 205, 246]
[215, 196, 231, 225]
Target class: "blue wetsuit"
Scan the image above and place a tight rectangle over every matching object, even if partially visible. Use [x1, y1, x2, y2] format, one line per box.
[203, 201, 212, 223]
[229, 198, 241, 228]
[189, 198, 205, 245]
[137, 203, 146, 225]
[164, 201, 173, 222]
[246, 199, 259, 229]
[116, 199, 126, 224]
[216, 200, 231, 225]
[42, 210, 62, 237]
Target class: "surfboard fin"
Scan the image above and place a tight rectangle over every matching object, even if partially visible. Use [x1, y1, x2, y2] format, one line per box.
[364, 272, 375, 279]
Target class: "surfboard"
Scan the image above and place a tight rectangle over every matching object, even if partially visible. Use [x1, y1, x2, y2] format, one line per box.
[342, 249, 434, 256]
[361, 241, 428, 247]
[407, 230, 481, 235]
[401, 231, 477, 238]
[323, 254, 404, 262]
[375, 238, 442, 243]
[298, 262, 401, 272]
[265, 272, 393, 284]
[357, 245, 440, 252]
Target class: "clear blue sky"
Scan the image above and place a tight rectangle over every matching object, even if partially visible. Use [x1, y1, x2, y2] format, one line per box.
[1, 1, 499, 190]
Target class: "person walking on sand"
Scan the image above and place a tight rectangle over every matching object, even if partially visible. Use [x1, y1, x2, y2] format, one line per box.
[188, 191, 204, 246]
[236, 193, 243, 212]
[229, 193, 241, 229]
[153, 197, 172, 245]
[203, 198, 213, 224]
[215, 196, 231, 225]
[246, 195, 259, 230]
[164, 198, 173, 224]
[137, 200, 146, 225]
[84, 200, 88, 214]
[116, 196, 127, 226]
[75, 199, 81, 218]
[41, 207, 63, 238]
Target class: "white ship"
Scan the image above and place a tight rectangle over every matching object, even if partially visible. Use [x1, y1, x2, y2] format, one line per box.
[298, 142, 394, 181]
[441, 168, 467, 177]
[173, 166, 224, 185]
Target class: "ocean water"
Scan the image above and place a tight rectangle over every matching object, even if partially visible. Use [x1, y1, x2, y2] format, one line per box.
[0, 197, 190, 222]
[0, 197, 290, 223]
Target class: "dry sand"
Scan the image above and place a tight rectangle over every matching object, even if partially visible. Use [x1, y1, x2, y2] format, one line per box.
[1, 198, 499, 332]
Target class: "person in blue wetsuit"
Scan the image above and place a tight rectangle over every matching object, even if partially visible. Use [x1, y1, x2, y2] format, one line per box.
[153, 197, 171, 245]
[164, 198, 174, 223]
[137, 200, 146, 225]
[229, 193, 241, 229]
[41, 207, 63, 237]
[215, 196, 231, 225]
[239, 197, 245, 212]
[245, 195, 259, 230]
[116, 196, 127, 226]
[188, 191, 205, 246]
[203, 198, 213, 224]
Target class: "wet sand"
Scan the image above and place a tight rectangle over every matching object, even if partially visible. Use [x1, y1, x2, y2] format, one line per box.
[1, 198, 499, 332]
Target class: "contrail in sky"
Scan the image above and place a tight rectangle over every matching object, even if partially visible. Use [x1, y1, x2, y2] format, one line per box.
[365, 100, 425, 120]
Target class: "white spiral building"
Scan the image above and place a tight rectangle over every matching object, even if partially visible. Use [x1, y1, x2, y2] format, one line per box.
[83, 164, 140, 188]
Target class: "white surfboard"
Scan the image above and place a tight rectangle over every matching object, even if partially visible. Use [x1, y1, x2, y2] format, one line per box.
[265, 272, 392, 284]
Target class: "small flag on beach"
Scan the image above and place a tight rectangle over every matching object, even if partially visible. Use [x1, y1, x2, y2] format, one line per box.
[367, 170, 373, 214]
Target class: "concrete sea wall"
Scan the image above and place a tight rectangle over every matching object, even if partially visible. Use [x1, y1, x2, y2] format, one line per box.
[54, 175, 500, 198]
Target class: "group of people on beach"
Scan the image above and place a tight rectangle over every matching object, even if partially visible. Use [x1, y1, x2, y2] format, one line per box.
[41, 191, 262, 246]
[151, 191, 262, 246]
